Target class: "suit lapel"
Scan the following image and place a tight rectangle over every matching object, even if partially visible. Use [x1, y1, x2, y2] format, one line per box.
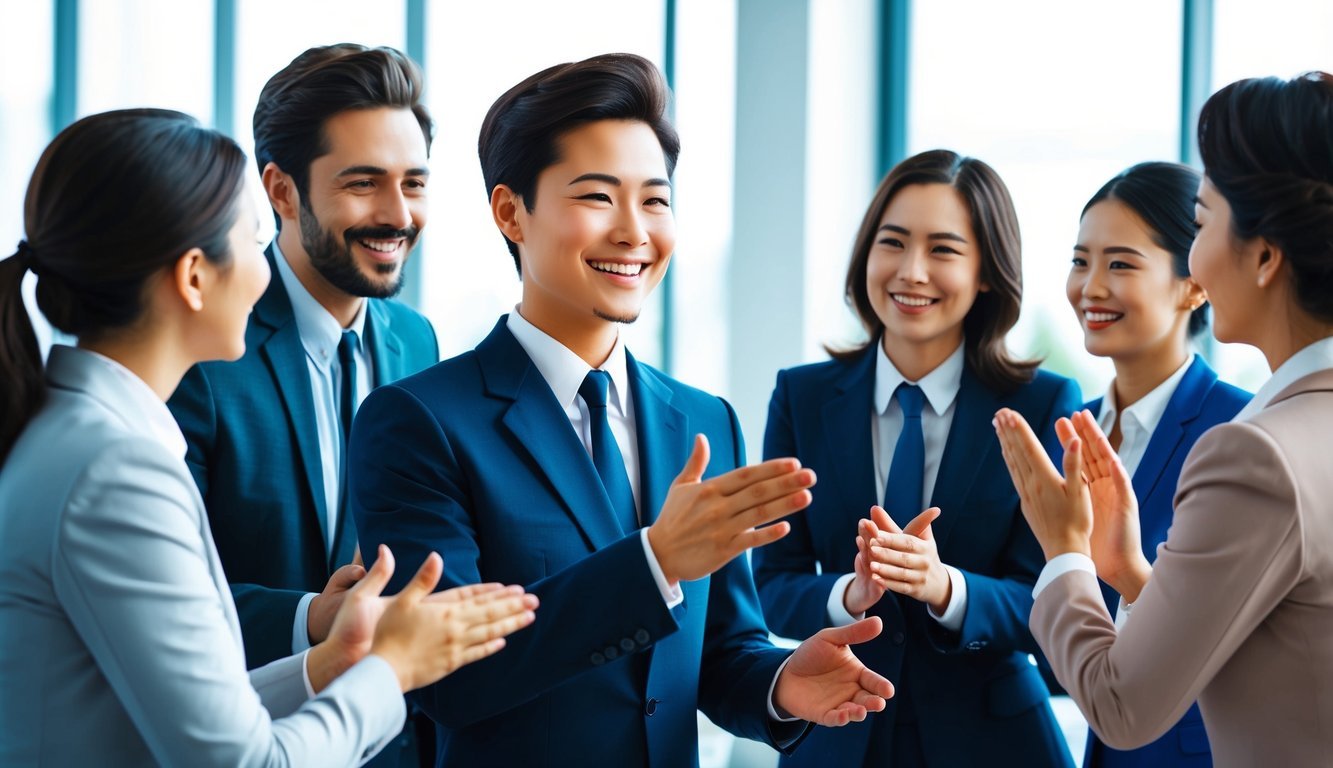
[627, 353, 688, 528]
[930, 366, 1000, 553]
[1132, 356, 1213, 507]
[253, 248, 331, 554]
[478, 319, 625, 551]
[366, 299, 403, 388]
[821, 348, 879, 521]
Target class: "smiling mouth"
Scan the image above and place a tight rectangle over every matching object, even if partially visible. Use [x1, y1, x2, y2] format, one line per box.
[1084, 310, 1124, 325]
[357, 238, 403, 254]
[892, 293, 937, 308]
[589, 261, 644, 277]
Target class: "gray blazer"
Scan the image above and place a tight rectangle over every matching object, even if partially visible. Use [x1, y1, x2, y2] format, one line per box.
[1033, 369, 1333, 768]
[0, 346, 404, 766]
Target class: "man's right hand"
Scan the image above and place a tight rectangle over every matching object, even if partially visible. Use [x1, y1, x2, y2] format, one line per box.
[307, 563, 366, 644]
[647, 434, 816, 585]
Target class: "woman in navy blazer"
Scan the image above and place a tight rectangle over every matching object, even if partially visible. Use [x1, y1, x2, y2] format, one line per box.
[1066, 162, 1250, 766]
[753, 150, 1080, 767]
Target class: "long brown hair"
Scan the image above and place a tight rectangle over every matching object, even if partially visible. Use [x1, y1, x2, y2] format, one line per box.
[831, 149, 1037, 392]
[0, 109, 247, 463]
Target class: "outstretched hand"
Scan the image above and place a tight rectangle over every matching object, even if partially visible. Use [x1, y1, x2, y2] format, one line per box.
[773, 617, 895, 727]
[993, 408, 1093, 561]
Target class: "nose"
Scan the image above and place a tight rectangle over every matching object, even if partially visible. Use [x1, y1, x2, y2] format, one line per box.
[374, 185, 413, 231]
[612, 206, 649, 249]
[1082, 263, 1110, 300]
[897, 247, 929, 285]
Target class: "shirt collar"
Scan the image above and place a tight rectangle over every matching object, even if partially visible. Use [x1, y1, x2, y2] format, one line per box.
[1236, 336, 1333, 421]
[51, 346, 188, 459]
[873, 340, 964, 416]
[506, 307, 630, 415]
[272, 239, 368, 369]
[1097, 355, 1194, 436]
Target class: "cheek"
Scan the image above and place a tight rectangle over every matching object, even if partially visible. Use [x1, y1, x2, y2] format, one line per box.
[1065, 273, 1082, 308]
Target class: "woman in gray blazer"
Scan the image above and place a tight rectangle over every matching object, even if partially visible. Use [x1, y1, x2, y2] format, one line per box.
[0, 109, 538, 766]
[993, 72, 1333, 767]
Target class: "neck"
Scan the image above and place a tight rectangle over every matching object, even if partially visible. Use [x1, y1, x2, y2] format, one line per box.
[80, 332, 191, 402]
[1261, 317, 1333, 373]
[1111, 344, 1190, 412]
[277, 226, 364, 329]
[516, 300, 619, 368]
[880, 332, 961, 383]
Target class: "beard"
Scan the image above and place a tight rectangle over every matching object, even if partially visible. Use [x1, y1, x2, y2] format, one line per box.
[593, 307, 641, 324]
[298, 202, 418, 299]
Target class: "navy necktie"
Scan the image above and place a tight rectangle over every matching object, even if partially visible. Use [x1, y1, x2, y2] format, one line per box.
[335, 330, 358, 549]
[884, 383, 925, 527]
[579, 370, 638, 536]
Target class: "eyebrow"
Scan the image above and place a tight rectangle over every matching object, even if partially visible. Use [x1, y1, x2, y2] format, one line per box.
[877, 224, 968, 243]
[568, 173, 672, 189]
[1072, 245, 1147, 257]
[1193, 196, 1209, 209]
[335, 165, 430, 177]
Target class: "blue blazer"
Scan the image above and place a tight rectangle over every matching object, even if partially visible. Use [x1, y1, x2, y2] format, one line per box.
[1081, 355, 1249, 768]
[167, 247, 438, 668]
[350, 317, 806, 768]
[753, 346, 1081, 768]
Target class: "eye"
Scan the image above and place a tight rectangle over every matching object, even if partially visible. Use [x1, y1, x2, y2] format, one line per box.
[1071, 256, 1087, 267]
[645, 197, 671, 208]
[404, 178, 427, 189]
[877, 237, 904, 249]
[930, 245, 960, 256]
[346, 180, 374, 189]
[577, 192, 612, 203]
[1109, 260, 1133, 270]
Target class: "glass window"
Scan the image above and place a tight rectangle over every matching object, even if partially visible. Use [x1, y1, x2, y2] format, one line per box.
[423, 1, 666, 362]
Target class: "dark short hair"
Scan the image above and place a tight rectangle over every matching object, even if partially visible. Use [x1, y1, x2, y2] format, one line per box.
[1082, 161, 1209, 337]
[832, 149, 1037, 392]
[0, 108, 247, 462]
[1197, 71, 1333, 324]
[252, 43, 433, 228]
[478, 52, 679, 274]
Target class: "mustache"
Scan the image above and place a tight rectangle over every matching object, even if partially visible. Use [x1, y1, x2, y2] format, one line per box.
[344, 225, 420, 245]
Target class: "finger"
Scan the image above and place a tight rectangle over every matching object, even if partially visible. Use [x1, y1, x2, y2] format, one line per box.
[451, 637, 508, 671]
[817, 615, 882, 646]
[735, 486, 813, 530]
[398, 551, 444, 601]
[1008, 410, 1064, 484]
[820, 707, 853, 727]
[1063, 436, 1085, 506]
[709, 456, 807, 497]
[733, 520, 791, 551]
[851, 689, 888, 713]
[672, 434, 711, 486]
[859, 666, 895, 699]
[833, 702, 868, 724]
[329, 562, 367, 589]
[724, 468, 817, 517]
[461, 605, 538, 645]
[902, 506, 940, 539]
[352, 546, 363, 567]
[351, 544, 395, 598]
[426, 582, 513, 604]
[870, 505, 900, 536]
[1073, 410, 1114, 480]
[1054, 418, 1088, 484]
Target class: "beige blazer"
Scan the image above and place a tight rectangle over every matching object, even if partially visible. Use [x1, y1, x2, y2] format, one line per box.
[1033, 369, 1333, 768]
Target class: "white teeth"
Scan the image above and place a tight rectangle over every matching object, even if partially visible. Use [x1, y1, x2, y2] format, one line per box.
[589, 261, 643, 276]
[1085, 311, 1122, 323]
[892, 294, 934, 307]
[358, 240, 400, 253]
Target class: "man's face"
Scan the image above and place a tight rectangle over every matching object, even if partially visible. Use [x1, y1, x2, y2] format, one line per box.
[296, 107, 428, 298]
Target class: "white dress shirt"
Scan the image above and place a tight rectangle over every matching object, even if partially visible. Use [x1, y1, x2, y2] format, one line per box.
[827, 342, 968, 632]
[272, 241, 373, 654]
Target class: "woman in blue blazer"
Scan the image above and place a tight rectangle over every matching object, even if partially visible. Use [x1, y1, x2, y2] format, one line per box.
[0, 109, 535, 766]
[1066, 162, 1250, 767]
[753, 150, 1080, 767]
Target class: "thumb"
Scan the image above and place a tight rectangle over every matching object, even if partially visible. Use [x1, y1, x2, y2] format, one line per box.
[870, 505, 900, 536]
[1063, 437, 1084, 500]
[1054, 417, 1077, 454]
[820, 615, 883, 647]
[673, 433, 710, 485]
[904, 507, 940, 540]
[397, 551, 444, 601]
[352, 544, 395, 599]
[329, 563, 367, 589]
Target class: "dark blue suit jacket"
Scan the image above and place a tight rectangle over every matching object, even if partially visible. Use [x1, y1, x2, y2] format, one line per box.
[350, 317, 806, 768]
[167, 248, 438, 668]
[753, 346, 1080, 768]
[1081, 355, 1249, 768]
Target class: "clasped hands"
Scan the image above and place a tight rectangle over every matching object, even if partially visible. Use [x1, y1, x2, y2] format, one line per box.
[993, 408, 1152, 602]
[844, 504, 949, 617]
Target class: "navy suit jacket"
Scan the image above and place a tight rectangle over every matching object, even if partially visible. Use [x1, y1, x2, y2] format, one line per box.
[753, 346, 1080, 768]
[1081, 355, 1249, 768]
[167, 247, 438, 668]
[350, 317, 806, 768]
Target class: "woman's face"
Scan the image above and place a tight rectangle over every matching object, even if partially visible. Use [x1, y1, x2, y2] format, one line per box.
[1067, 199, 1198, 365]
[206, 188, 271, 361]
[1189, 177, 1251, 345]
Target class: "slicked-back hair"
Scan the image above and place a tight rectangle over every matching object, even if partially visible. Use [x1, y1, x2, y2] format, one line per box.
[478, 52, 679, 274]
[1197, 71, 1333, 324]
[1083, 161, 1210, 337]
[252, 43, 433, 229]
[831, 149, 1038, 393]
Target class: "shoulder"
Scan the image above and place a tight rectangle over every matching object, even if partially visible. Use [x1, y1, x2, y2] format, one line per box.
[1004, 368, 1081, 415]
[634, 360, 735, 423]
[1200, 378, 1252, 419]
[372, 297, 433, 334]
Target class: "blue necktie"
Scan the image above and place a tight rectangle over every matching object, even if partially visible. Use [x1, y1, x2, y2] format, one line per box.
[335, 330, 358, 551]
[884, 383, 925, 527]
[579, 370, 638, 536]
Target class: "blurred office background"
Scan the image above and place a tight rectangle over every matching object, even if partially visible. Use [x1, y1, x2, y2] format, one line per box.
[1, 1, 1329, 765]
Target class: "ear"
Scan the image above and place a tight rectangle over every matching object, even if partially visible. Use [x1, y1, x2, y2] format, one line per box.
[261, 162, 301, 226]
[490, 184, 525, 245]
[172, 248, 208, 312]
[1254, 238, 1285, 290]
[1179, 276, 1207, 311]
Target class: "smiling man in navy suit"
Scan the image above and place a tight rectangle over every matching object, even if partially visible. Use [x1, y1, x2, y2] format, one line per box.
[350, 53, 895, 767]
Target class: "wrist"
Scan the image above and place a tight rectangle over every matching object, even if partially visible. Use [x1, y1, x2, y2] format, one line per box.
[1041, 536, 1091, 562]
[645, 525, 678, 585]
[1111, 554, 1152, 604]
[306, 641, 356, 694]
[927, 566, 952, 614]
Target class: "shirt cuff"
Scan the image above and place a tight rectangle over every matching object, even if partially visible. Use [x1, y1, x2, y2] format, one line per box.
[1114, 596, 1133, 632]
[927, 564, 967, 631]
[292, 592, 317, 655]
[766, 655, 802, 722]
[640, 527, 684, 609]
[299, 649, 316, 699]
[1032, 552, 1097, 599]
[826, 573, 863, 627]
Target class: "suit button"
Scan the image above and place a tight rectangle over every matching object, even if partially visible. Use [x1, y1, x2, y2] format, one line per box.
[891, 631, 905, 646]
[604, 646, 619, 661]
[590, 652, 606, 666]
[620, 638, 636, 652]
[634, 628, 651, 645]
[645, 697, 659, 717]
[965, 641, 987, 651]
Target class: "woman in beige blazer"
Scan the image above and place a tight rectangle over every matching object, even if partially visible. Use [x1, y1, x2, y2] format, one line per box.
[993, 72, 1333, 768]
[0, 109, 538, 766]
